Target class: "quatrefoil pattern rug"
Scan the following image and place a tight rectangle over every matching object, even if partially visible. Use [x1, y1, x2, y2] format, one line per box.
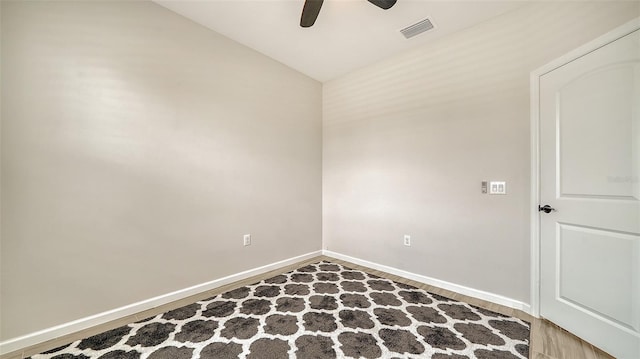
[30, 261, 530, 359]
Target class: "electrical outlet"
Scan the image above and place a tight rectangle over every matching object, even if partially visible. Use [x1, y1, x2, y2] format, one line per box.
[403, 235, 411, 246]
[243, 234, 251, 246]
[489, 181, 506, 195]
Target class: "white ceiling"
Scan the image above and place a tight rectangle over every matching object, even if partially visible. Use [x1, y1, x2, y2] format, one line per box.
[155, 0, 526, 82]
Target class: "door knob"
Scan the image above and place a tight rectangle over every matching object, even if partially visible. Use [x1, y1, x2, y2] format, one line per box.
[538, 205, 556, 213]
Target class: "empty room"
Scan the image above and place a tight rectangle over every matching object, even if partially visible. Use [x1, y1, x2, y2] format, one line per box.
[1, 0, 639, 358]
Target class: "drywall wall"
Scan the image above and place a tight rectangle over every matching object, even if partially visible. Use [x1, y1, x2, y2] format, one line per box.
[323, 2, 639, 304]
[0, 0, 3, 338]
[0, 1, 321, 340]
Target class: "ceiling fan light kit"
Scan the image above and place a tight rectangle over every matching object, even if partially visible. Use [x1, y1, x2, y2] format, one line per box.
[300, 0, 398, 28]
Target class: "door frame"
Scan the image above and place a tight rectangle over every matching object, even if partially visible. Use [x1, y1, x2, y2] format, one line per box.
[529, 17, 640, 318]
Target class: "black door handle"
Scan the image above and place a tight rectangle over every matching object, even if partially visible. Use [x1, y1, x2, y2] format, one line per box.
[538, 205, 556, 213]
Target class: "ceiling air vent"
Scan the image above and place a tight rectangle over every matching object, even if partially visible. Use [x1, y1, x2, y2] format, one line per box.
[400, 18, 434, 39]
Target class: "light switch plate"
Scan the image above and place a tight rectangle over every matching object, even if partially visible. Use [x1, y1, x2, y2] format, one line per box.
[489, 181, 506, 195]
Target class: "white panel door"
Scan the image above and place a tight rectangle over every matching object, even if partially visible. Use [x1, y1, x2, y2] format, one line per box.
[539, 27, 640, 358]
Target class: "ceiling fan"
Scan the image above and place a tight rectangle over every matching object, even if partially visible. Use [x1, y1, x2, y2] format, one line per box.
[300, 0, 397, 28]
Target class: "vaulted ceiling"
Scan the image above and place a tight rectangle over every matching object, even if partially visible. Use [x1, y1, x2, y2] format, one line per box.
[155, 0, 526, 82]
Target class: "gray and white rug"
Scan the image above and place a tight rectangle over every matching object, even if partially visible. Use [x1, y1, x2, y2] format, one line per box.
[29, 261, 530, 358]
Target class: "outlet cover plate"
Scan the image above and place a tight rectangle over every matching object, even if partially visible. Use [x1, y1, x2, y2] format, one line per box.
[489, 181, 506, 195]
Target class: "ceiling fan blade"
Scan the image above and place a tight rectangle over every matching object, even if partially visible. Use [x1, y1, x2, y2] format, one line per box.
[300, 0, 324, 28]
[367, 0, 397, 10]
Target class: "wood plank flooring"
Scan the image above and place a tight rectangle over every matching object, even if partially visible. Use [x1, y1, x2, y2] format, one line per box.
[1, 255, 615, 359]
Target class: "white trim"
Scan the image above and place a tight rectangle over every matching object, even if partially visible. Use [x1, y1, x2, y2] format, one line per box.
[323, 250, 531, 314]
[529, 16, 640, 319]
[532, 18, 640, 78]
[530, 65, 541, 318]
[0, 250, 323, 355]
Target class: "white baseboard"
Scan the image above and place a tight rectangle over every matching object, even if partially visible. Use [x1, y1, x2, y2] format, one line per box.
[323, 250, 531, 315]
[0, 250, 323, 355]
[1, 249, 531, 355]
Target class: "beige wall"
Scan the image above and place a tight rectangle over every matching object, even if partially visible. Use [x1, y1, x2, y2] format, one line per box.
[0, 1, 321, 340]
[323, 2, 639, 303]
[2, 0, 639, 346]
[0, 0, 3, 338]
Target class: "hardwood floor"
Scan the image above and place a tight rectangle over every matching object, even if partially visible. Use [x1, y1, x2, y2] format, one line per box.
[1, 255, 614, 359]
[529, 319, 614, 359]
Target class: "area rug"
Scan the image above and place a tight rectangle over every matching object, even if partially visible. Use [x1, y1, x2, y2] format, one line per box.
[29, 261, 530, 358]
